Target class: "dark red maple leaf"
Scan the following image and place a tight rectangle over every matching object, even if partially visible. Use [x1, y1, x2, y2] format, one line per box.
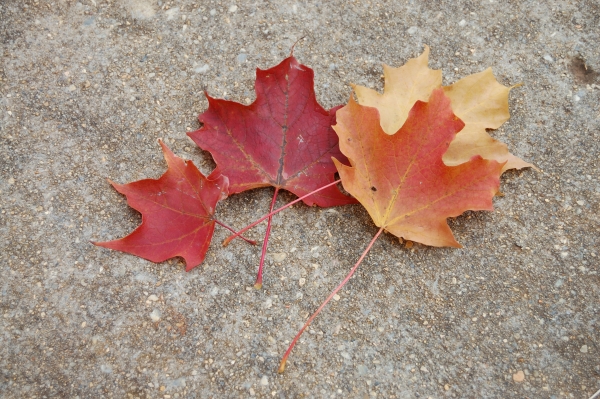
[188, 55, 356, 288]
[93, 140, 254, 272]
[188, 55, 354, 207]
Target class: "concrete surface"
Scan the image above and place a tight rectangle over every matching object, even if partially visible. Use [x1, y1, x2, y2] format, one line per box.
[1, 0, 599, 398]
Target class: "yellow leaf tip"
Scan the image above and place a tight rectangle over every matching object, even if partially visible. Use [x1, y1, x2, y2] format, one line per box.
[277, 359, 287, 374]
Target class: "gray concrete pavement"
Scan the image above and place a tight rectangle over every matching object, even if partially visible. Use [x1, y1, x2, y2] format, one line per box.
[1, 0, 598, 397]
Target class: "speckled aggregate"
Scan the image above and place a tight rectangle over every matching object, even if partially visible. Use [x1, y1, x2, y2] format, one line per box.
[0, 0, 598, 398]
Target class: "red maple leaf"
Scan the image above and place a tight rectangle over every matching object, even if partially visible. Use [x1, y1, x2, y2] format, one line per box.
[188, 55, 356, 287]
[188, 55, 354, 207]
[93, 140, 254, 272]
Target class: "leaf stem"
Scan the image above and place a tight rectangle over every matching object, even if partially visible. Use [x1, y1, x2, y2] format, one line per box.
[255, 188, 279, 289]
[223, 179, 342, 246]
[277, 226, 385, 373]
[214, 220, 257, 245]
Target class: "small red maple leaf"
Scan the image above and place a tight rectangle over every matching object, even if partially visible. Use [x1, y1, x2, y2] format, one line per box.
[93, 140, 252, 271]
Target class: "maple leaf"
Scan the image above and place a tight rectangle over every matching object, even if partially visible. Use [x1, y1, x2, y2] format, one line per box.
[333, 88, 504, 247]
[189, 55, 356, 288]
[93, 140, 254, 272]
[352, 46, 534, 171]
[277, 89, 504, 373]
[188, 55, 355, 207]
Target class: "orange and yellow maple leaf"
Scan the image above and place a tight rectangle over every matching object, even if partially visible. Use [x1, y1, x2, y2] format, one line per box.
[333, 89, 505, 247]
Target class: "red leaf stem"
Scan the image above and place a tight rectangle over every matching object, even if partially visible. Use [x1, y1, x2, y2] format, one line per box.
[222, 179, 343, 247]
[278, 226, 385, 373]
[254, 188, 279, 289]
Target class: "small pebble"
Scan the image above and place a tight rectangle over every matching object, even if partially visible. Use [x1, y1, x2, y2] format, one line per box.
[420, 366, 429, 372]
[459, 19, 467, 27]
[333, 294, 340, 301]
[229, 5, 238, 13]
[272, 253, 286, 262]
[298, 278, 306, 287]
[576, 200, 585, 206]
[554, 279, 564, 288]
[407, 26, 418, 34]
[513, 370, 525, 382]
[195, 64, 210, 74]
[236, 53, 247, 63]
[260, 375, 268, 386]
[148, 294, 159, 301]
[444, 384, 450, 391]
[81, 322, 86, 328]
[165, 7, 179, 20]
[264, 298, 273, 309]
[150, 309, 161, 322]
[580, 345, 588, 353]
[68, 85, 77, 92]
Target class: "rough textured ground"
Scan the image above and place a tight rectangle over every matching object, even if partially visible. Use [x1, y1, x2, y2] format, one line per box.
[1, 0, 599, 398]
